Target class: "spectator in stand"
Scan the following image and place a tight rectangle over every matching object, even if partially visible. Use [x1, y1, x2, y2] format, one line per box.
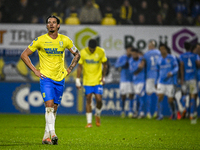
[79, 0, 102, 24]
[171, 12, 190, 26]
[173, 0, 188, 17]
[118, 0, 136, 25]
[194, 14, 200, 26]
[135, 13, 148, 25]
[64, 0, 83, 19]
[191, 2, 200, 19]
[48, 0, 66, 23]
[0, 0, 11, 23]
[10, 0, 33, 23]
[154, 13, 166, 25]
[102, 3, 115, 18]
[137, 0, 153, 24]
[158, 1, 175, 25]
[101, 3, 117, 25]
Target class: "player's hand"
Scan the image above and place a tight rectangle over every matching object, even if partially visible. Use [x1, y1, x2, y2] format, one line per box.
[101, 77, 105, 85]
[76, 78, 81, 89]
[167, 72, 172, 77]
[34, 69, 46, 79]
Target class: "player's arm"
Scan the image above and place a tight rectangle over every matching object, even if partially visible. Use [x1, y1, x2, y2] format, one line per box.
[168, 59, 179, 77]
[21, 47, 45, 79]
[115, 56, 128, 68]
[133, 59, 145, 75]
[102, 61, 108, 85]
[180, 61, 184, 85]
[195, 55, 200, 68]
[67, 48, 81, 75]
[76, 64, 82, 89]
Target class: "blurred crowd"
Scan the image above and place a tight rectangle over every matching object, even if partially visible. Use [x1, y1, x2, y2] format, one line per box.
[0, 0, 200, 26]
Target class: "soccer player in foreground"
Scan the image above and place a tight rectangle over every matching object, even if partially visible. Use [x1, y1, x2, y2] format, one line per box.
[179, 42, 200, 120]
[20, 15, 80, 145]
[136, 41, 161, 119]
[156, 44, 178, 120]
[129, 48, 145, 119]
[76, 39, 107, 128]
[115, 45, 134, 118]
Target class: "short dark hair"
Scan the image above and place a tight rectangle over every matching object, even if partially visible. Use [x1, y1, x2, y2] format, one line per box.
[131, 47, 139, 53]
[125, 44, 133, 49]
[46, 15, 60, 24]
[88, 39, 97, 48]
[184, 42, 191, 51]
[159, 43, 171, 54]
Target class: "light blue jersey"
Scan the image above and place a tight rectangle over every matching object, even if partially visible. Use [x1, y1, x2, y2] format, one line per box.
[173, 56, 180, 87]
[197, 68, 200, 81]
[156, 54, 179, 85]
[143, 49, 161, 79]
[179, 52, 199, 81]
[115, 55, 132, 82]
[129, 56, 145, 84]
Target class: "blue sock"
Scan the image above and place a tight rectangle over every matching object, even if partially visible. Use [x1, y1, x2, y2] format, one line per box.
[138, 95, 144, 115]
[190, 98, 195, 115]
[146, 94, 151, 113]
[129, 99, 133, 112]
[158, 101, 163, 118]
[180, 95, 186, 108]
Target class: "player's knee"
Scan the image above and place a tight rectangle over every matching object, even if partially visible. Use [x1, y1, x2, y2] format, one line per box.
[46, 107, 54, 114]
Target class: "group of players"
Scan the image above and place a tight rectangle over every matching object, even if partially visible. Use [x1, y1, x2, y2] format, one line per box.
[20, 14, 200, 145]
[115, 40, 200, 121]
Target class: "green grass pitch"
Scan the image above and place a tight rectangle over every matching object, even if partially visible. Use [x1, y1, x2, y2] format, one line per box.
[0, 114, 199, 150]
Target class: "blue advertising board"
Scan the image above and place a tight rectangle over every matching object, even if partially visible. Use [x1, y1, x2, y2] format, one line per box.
[1, 82, 197, 117]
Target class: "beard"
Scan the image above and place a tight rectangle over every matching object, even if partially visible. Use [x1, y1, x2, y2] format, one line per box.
[49, 30, 55, 33]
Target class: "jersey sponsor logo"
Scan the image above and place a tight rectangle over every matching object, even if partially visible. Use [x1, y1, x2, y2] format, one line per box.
[59, 41, 63, 48]
[85, 59, 99, 64]
[44, 48, 63, 54]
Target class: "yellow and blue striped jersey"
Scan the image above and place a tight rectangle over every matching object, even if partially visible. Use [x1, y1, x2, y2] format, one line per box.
[28, 33, 73, 81]
[79, 46, 107, 86]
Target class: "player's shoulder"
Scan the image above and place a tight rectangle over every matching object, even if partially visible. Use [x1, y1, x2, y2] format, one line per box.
[58, 33, 71, 41]
[153, 49, 161, 54]
[120, 54, 127, 58]
[80, 47, 88, 54]
[168, 54, 177, 60]
[96, 46, 105, 52]
[35, 33, 47, 41]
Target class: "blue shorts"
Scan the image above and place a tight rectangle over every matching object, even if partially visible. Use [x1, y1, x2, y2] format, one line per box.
[40, 77, 65, 104]
[84, 85, 103, 95]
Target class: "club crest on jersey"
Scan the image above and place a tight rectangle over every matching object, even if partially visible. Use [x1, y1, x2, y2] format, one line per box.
[59, 41, 63, 48]
[167, 59, 170, 63]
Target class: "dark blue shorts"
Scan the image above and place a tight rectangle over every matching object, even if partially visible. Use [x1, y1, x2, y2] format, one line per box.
[40, 77, 65, 104]
[84, 85, 103, 95]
